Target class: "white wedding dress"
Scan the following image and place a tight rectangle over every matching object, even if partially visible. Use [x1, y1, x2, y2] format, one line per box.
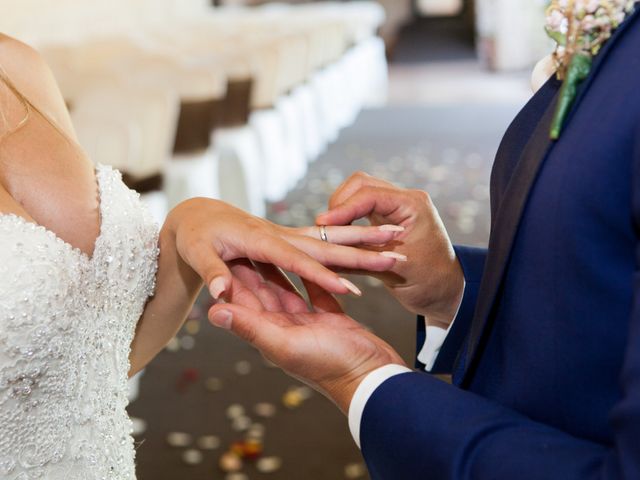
[0, 164, 159, 479]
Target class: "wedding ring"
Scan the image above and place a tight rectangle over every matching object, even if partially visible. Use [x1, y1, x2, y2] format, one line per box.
[319, 225, 329, 243]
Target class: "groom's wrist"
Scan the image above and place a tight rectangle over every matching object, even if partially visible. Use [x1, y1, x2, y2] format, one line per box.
[325, 359, 410, 416]
[324, 371, 374, 416]
[347, 364, 413, 448]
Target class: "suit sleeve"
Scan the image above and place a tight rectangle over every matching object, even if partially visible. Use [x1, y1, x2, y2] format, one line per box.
[417, 245, 486, 374]
[363, 304, 640, 479]
[360, 134, 640, 479]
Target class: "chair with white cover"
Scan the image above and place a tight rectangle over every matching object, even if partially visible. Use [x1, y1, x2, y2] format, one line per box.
[70, 78, 179, 224]
[148, 25, 268, 216]
[118, 53, 227, 209]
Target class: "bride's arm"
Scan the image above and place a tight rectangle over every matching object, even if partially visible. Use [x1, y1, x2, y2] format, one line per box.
[129, 198, 404, 375]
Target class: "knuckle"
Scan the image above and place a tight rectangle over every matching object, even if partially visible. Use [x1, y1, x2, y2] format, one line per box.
[245, 216, 269, 232]
[350, 171, 369, 181]
[410, 189, 431, 205]
[240, 323, 258, 344]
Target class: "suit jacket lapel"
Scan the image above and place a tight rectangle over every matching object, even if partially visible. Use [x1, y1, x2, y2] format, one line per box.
[458, 6, 640, 386]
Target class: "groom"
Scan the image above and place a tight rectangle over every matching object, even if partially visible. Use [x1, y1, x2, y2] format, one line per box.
[209, 6, 640, 479]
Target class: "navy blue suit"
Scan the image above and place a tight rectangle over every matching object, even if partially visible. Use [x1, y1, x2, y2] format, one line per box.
[360, 9, 640, 479]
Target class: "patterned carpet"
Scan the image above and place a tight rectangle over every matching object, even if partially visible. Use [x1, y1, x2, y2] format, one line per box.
[129, 103, 521, 480]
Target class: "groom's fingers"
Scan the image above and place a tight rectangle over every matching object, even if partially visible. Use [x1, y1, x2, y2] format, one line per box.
[327, 172, 395, 213]
[316, 186, 413, 227]
[253, 263, 310, 314]
[209, 304, 288, 355]
[226, 261, 268, 311]
[229, 260, 287, 313]
[293, 224, 403, 246]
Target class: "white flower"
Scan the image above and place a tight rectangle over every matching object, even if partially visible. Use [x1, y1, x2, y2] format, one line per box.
[614, 9, 627, 24]
[547, 9, 569, 33]
[581, 14, 597, 30]
[586, 0, 600, 12]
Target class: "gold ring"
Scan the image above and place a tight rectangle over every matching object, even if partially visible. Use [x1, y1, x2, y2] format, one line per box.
[319, 225, 329, 243]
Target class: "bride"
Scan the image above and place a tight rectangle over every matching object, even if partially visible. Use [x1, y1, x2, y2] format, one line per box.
[0, 33, 406, 479]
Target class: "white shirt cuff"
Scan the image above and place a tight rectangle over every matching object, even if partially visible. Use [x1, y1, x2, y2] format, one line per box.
[348, 364, 412, 449]
[416, 280, 465, 371]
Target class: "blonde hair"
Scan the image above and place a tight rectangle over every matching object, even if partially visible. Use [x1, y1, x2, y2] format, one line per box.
[0, 66, 32, 142]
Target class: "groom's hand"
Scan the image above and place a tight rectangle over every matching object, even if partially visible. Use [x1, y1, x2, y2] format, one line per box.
[208, 260, 406, 414]
[316, 172, 464, 329]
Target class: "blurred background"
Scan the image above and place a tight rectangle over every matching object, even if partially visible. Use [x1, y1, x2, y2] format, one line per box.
[1, 1, 551, 479]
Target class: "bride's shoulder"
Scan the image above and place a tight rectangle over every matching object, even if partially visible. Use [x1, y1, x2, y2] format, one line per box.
[0, 33, 51, 82]
[0, 33, 77, 142]
[0, 33, 41, 59]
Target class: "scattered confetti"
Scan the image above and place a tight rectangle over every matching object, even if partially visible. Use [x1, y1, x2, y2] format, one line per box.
[344, 462, 367, 478]
[226, 404, 245, 420]
[282, 389, 304, 409]
[256, 456, 282, 474]
[184, 319, 200, 335]
[204, 377, 223, 392]
[166, 432, 192, 448]
[182, 449, 203, 466]
[295, 385, 313, 400]
[253, 402, 276, 418]
[180, 335, 195, 350]
[176, 368, 199, 392]
[282, 386, 313, 409]
[246, 423, 265, 440]
[235, 360, 252, 376]
[165, 337, 180, 352]
[197, 435, 220, 450]
[230, 439, 263, 460]
[225, 473, 249, 480]
[130, 417, 147, 436]
[219, 451, 243, 473]
[187, 305, 203, 320]
[232, 415, 252, 432]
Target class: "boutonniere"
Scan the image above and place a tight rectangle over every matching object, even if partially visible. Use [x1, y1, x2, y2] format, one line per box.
[545, 0, 638, 139]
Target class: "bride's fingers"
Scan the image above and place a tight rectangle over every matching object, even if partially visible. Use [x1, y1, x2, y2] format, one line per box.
[244, 236, 363, 297]
[302, 278, 343, 314]
[292, 224, 404, 247]
[253, 263, 310, 314]
[283, 234, 406, 273]
[178, 237, 233, 300]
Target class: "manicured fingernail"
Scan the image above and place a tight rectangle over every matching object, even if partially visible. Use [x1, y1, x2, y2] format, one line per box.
[380, 251, 408, 262]
[339, 278, 362, 296]
[379, 225, 405, 232]
[209, 277, 226, 299]
[211, 310, 233, 329]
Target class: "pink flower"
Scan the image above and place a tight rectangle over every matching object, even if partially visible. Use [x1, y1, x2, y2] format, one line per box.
[581, 14, 597, 31]
[586, 0, 600, 13]
[547, 9, 569, 33]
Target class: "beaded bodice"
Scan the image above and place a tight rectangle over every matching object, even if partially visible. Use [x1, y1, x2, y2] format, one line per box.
[0, 165, 159, 480]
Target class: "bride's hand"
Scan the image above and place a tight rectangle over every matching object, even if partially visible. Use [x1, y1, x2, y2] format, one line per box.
[164, 198, 404, 299]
